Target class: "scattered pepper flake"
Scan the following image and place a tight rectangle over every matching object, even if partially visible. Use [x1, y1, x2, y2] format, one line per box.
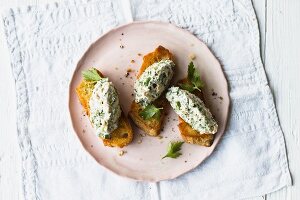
[131, 93, 134, 96]
[212, 92, 218, 96]
[138, 53, 142, 56]
[91, 145, 93, 148]
[219, 96, 223, 100]
[125, 72, 130, 77]
[184, 160, 187, 163]
[121, 33, 124, 35]
[130, 59, 135, 63]
[82, 129, 86, 133]
[120, 45, 124, 49]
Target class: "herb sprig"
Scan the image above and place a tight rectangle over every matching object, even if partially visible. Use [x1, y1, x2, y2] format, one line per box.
[179, 62, 204, 92]
[139, 104, 163, 120]
[82, 68, 102, 81]
[162, 141, 184, 159]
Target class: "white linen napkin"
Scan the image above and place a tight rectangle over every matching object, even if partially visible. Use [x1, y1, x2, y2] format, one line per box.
[1, 0, 291, 199]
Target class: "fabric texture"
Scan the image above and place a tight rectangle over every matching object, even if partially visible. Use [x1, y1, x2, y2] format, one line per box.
[1, 0, 291, 199]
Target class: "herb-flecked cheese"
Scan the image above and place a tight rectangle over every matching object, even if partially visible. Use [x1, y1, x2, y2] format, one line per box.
[134, 59, 175, 107]
[166, 87, 218, 134]
[89, 78, 121, 138]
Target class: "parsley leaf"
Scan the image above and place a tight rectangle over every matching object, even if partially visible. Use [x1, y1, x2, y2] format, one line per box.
[162, 141, 184, 159]
[139, 104, 163, 120]
[180, 62, 204, 92]
[178, 83, 195, 92]
[82, 68, 101, 81]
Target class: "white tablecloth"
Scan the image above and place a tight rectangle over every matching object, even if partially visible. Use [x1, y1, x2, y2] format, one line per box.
[1, 0, 291, 199]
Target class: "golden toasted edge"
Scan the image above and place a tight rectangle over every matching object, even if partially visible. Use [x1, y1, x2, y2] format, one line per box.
[129, 46, 173, 136]
[76, 69, 133, 147]
[103, 112, 134, 148]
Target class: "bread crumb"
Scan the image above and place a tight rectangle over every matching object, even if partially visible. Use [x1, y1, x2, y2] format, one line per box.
[130, 60, 135, 63]
[137, 139, 142, 144]
[138, 53, 142, 56]
[127, 68, 134, 73]
[189, 53, 196, 60]
[118, 150, 127, 156]
[140, 133, 146, 137]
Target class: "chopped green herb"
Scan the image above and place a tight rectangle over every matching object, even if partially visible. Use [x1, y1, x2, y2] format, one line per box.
[162, 141, 184, 159]
[176, 101, 181, 109]
[82, 68, 101, 81]
[139, 104, 163, 120]
[101, 134, 111, 139]
[144, 77, 151, 86]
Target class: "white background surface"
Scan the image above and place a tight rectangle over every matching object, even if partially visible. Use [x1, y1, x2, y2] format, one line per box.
[0, 0, 299, 199]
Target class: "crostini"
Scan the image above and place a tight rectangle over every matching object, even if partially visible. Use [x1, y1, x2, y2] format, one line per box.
[129, 46, 175, 136]
[76, 68, 133, 148]
[166, 62, 218, 147]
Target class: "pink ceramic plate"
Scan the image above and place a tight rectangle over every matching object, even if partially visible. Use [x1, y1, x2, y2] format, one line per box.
[69, 21, 230, 182]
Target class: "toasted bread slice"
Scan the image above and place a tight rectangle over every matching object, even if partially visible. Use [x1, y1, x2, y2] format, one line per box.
[76, 70, 133, 148]
[129, 98, 168, 136]
[177, 79, 215, 147]
[129, 46, 173, 136]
